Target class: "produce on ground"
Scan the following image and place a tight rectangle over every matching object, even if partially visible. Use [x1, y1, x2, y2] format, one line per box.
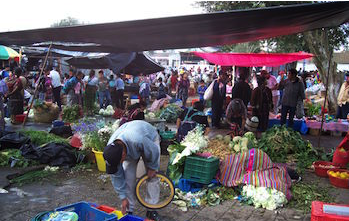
[21, 130, 69, 146]
[62, 105, 81, 123]
[0, 149, 39, 167]
[200, 132, 257, 159]
[144, 111, 156, 119]
[288, 182, 333, 213]
[99, 105, 115, 116]
[241, 185, 287, 210]
[173, 186, 237, 211]
[258, 126, 318, 172]
[9, 166, 59, 186]
[156, 104, 182, 123]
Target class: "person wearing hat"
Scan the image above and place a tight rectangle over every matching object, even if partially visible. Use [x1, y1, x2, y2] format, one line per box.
[337, 73, 349, 119]
[103, 120, 161, 220]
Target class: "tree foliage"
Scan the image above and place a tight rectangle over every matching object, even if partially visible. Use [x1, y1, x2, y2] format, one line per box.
[196, 1, 349, 113]
[50, 17, 83, 28]
[196, 1, 348, 53]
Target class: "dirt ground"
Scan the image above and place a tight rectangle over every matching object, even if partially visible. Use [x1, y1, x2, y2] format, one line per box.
[1, 123, 348, 221]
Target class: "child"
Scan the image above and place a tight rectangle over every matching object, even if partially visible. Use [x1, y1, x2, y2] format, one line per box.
[197, 80, 207, 104]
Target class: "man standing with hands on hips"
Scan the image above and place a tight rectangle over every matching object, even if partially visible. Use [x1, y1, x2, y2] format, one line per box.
[103, 120, 161, 221]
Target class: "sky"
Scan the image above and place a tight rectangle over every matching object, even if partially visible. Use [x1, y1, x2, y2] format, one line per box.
[1, 0, 203, 32]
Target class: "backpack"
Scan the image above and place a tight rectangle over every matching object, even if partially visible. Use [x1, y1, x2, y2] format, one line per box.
[177, 108, 204, 142]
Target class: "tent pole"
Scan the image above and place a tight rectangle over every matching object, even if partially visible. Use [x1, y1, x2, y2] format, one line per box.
[317, 52, 332, 149]
[22, 43, 53, 127]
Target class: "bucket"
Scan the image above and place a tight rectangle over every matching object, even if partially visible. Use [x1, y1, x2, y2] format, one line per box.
[332, 148, 349, 168]
[245, 116, 259, 132]
[92, 149, 106, 172]
[70, 134, 82, 148]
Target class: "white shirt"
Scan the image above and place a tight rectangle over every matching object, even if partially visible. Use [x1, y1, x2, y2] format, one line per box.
[49, 70, 61, 88]
[267, 75, 280, 96]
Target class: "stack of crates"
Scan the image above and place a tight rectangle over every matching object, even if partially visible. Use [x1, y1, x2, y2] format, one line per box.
[183, 155, 219, 184]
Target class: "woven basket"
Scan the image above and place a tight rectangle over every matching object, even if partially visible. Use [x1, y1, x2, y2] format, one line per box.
[34, 104, 59, 123]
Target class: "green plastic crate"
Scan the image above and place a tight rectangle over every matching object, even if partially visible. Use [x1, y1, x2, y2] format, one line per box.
[183, 156, 219, 184]
[160, 131, 176, 140]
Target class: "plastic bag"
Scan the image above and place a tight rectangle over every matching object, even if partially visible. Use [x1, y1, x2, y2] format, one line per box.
[204, 80, 216, 100]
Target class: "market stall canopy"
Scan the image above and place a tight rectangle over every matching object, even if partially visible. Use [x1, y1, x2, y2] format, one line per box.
[0, 45, 19, 60]
[193, 52, 314, 67]
[0, 2, 349, 53]
[66, 52, 164, 75]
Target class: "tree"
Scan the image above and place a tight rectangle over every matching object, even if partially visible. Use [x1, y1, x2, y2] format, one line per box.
[196, 1, 349, 113]
[50, 17, 83, 28]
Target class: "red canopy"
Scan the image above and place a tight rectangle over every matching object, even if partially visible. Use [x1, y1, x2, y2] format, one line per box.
[193, 52, 313, 67]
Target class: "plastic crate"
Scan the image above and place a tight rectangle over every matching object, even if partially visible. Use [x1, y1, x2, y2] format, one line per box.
[55, 201, 117, 221]
[183, 156, 219, 184]
[311, 201, 349, 221]
[118, 214, 144, 221]
[160, 131, 175, 140]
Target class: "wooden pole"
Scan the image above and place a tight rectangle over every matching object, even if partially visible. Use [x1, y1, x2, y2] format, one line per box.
[317, 52, 332, 149]
[22, 43, 53, 126]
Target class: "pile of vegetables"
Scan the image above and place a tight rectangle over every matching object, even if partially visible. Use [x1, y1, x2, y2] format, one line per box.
[144, 111, 156, 119]
[99, 105, 115, 116]
[0, 149, 39, 167]
[168, 126, 208, 184]
[241, 185, 287, 210]
[33, 100, 58, 114]
[10, 166, 59, 185]
[62, 105, 82, 123]
[288, 182, 333, 213]
[21, 130, 69, 146]
[172, 126, 208, 165]
[173, 186, 237, 211]
[156, 104, 182, 123]
[201, 132, 257, 159]
[259, 126, 318, 172]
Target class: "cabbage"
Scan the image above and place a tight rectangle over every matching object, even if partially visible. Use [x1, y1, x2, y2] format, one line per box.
[215, 134, 223, 140]
[99, 109, 105, 115]
[233, 136, 242, 144]
[224, 135, 231, 144]
[241, 185, 287, 210]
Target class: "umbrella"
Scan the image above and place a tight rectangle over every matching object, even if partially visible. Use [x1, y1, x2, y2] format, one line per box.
[0, 45, 19, 60]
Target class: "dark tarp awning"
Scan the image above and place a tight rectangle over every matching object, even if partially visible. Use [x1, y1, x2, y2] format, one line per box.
[0, 2, 348, 53]
[66, 52, 164, 75]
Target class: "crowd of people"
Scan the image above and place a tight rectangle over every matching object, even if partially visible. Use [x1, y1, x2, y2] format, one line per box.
[148, 66, 306, 136]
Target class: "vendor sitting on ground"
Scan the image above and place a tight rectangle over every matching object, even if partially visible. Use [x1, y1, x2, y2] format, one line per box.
[119, 101, 147, 126]
[225, 98, 247, 136]
[176, 101, 209, 141]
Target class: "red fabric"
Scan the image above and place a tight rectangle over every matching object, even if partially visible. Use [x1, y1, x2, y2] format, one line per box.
[193, 52, 313, 67]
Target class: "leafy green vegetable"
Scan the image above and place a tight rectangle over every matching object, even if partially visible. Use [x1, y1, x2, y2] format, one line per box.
[21, 130, 69, 146]
[0, 149, 39, 167]
[10, 168, 58, 186]
[62, 105, 81, 123]
[167, 143, 186, 185]
[305, 103, 321, 117]
[156, 104, 182, 123]
[288, 182, 334, 213]
[259, 126, 318, 173]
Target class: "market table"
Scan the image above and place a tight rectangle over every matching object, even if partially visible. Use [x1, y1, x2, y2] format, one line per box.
[268, 118, 308, 135]
[306, 120, 349, 132]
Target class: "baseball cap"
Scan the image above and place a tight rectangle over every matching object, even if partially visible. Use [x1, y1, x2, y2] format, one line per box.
[103, 141, 124, 174]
